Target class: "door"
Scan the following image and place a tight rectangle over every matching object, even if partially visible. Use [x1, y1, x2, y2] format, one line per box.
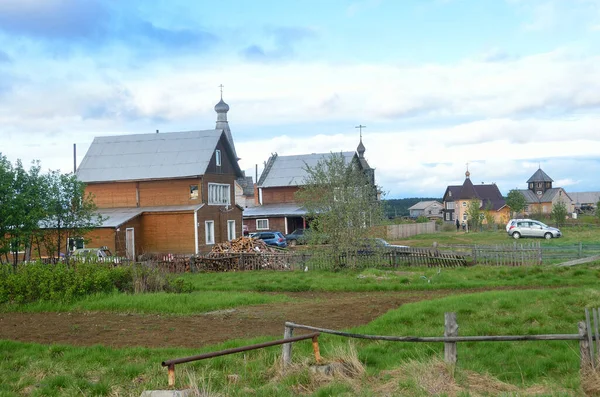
[126, 228, 135, 260]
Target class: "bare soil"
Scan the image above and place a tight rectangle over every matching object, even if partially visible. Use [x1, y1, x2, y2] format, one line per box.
[0, 291, 458, 349]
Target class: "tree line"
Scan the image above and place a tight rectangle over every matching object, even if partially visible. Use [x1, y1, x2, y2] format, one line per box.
[0, 153, 103, 268]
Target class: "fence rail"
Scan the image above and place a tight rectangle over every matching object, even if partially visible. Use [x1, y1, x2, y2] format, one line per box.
[284, 308, 600, 369]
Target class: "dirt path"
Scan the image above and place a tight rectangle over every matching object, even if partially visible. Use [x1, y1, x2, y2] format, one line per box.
[0, 291, 459, 349]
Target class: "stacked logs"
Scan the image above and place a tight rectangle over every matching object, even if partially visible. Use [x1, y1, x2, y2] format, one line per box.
[191, 237, 288, 272]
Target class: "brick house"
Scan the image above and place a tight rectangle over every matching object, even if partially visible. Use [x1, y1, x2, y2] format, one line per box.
[76, 97, 244, 258]
[442, 170, 509, 225]
[243, 138, 375, 234]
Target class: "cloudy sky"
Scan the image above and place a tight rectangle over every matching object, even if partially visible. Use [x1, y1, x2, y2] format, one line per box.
[1, 0, 599, 198]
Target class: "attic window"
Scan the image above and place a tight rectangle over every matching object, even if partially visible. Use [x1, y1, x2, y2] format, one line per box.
[462, 202, 466, 207]
[190, 185, 198, 200]
[215, 150, 222, 167]
[448, 191, 452, 197]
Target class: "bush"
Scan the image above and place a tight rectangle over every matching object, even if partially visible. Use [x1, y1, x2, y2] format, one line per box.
[0, 261, 193, 304]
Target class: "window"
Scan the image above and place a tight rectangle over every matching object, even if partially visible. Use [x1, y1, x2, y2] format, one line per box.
[537, 182, 541, 188]
[448, 191, 452, 197]
[215, 150, 221, 166]
[462, 202, 466, 207]
[208, 183, 230, 205]
[463, 214, 467, 221]
[256, 219, 269, 230]
[205, 221, 215, 244]
[227, 220, 236, 241]
[190, 185, 198, 200]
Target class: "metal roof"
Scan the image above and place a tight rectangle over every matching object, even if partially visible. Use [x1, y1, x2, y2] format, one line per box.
[77, 130, 227, 183]
[97, 204, 204, 227]
[569, 192, 600, 205]
[408, 201, 442, 211]
[527, 169, 554, 183]
[517, 188, 571, 204]
[242, 203, 307, 218]
[259, 152, 356, 188]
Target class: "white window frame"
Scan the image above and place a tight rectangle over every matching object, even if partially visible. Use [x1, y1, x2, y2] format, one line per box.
[256, 219, 269, 230]
[463, 214, 467, 221]
[205, 221, 215, 245]
[462, 201, 466, 207]
[208, 183, 230, 205]
[215, 149, 221, 166]
[227, 220, 236, 241]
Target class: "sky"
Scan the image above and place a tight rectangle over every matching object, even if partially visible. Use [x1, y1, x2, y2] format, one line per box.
[0, 0, 599, 199]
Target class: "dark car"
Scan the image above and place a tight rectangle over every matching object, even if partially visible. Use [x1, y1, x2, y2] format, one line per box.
[285, 229, 307, 247]
[253, 231, 287, 248]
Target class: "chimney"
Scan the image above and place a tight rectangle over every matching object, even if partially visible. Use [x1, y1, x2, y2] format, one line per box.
[156, 129, 159, 134]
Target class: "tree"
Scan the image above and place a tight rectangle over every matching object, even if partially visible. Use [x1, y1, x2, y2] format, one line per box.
[466, 200, 482, 231]
[0, 154, 14, 264]
[551, 200, 568, 227]
[41, 171, 104, 260]
[596, 201, 600, 223]
[483, 200, 496, 230]
[506, 189, 527, 218]
[295, 152, 384, 263]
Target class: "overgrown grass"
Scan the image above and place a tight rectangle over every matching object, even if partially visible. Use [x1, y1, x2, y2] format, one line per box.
[0, 290, 290, 315]
[2, 287, 598, 396]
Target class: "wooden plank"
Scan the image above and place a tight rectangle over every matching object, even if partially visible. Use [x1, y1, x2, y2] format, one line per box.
[556, 255, 600, 267]
[444, 312, 458, 364]
[282, 324, 294, 367]
[594, 308, 600, 364]
[580, 321, 592, 370]
[586, 308, 595, 369]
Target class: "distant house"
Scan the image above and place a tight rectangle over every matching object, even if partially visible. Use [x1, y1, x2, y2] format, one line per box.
[244, 138, 376, 234]
[566, 192, 600, 212]
[516, 168, 573, 216]
[442, 170, 509, 225]
[76, 96, 244, 258]
[235, 176, 255, 209]
[408, 201, 443, 219]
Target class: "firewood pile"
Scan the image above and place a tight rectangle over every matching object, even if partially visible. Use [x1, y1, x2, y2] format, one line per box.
[191, 237, 291, 272]
[208, 237, 276, 255]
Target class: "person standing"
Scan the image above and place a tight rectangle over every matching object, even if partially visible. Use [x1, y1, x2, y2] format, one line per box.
[455, 218, 460, 232]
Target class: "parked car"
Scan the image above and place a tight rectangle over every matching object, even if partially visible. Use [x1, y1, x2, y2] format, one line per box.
[253, 231, 287, 248]
[70, 246, 122, 263]
[507, 220, 562, 240]
[285, 228, 307, 247]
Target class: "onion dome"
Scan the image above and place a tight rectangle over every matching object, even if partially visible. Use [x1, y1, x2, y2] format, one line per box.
[214, 98, 229, 113]
[357, 138, 366, 158]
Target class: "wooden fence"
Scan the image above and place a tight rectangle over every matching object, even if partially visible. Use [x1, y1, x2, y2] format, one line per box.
[438, 242, 542, 266]
[283, 308, 600, 370]
[385, 221, 437, 240]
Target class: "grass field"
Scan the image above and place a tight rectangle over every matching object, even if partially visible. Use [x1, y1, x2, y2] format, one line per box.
[2, 285, 599, 396]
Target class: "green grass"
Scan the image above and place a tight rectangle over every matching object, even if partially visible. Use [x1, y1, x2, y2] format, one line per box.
[182, 265, 600, 293]
[2, 287, 598, 396]
[0, 291, 290, 315]
[392, 227, 600, 247]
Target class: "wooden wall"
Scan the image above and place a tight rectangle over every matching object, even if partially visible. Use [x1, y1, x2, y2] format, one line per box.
[86, 182, 137, 208]
[141, 213, 195, 254]
[197, 205, 243, 253]
[261, 186, 299, 205]
[139, 179, 202, 207]
[243, 216, 285, 233]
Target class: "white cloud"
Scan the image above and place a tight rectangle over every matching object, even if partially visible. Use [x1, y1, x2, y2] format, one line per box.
[2, 47, 600, 197]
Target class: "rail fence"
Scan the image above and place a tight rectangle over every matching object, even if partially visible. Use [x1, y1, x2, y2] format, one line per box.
[282, 308, 600, 371]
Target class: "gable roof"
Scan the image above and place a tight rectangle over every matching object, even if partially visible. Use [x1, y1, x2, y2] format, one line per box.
[236, 176, 255, 196]
[77, 130, 242, 183]
[458, 178, 478, 199]
[408, 201, 442, 210]
[517, 188, 572, 204]
[443, 185, 461, 202]
[258, 152, 357, 188]
[569, 192, 600, 205]
[527, 168, 553, 183]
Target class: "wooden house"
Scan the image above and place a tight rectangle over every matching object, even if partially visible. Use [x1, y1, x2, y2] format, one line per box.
[76, 97, 244, 258]
[408, 201, 443, 219]
[516, 168, 573, 215]
[443, 170, 509, 225]
[243, 137, 376, 234]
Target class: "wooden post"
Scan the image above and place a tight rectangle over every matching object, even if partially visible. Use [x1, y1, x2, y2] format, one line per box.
[282, 324, 294, 367]
[586, 308, 595, 368]
[168, 364, 175, 387]
[444, 312, 458, 364]
[580, 321, 592, 370]
[579, 242, 583, 258]
[312, 335, 322, 363]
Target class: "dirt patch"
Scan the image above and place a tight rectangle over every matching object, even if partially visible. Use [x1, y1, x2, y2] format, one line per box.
[0, 291, 457, 349]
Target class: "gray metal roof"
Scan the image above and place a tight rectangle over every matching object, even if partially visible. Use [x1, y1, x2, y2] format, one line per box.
[97, 204, 204, 227]
[77, 130, 226, 183]
[243, 203, 307, 218]
[259, 152, 356, 188]
[408, 201, 442, 211]
[517, 188, 571, 204]
[527, 169, 554, 183]
[569, 192, 600, 205]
